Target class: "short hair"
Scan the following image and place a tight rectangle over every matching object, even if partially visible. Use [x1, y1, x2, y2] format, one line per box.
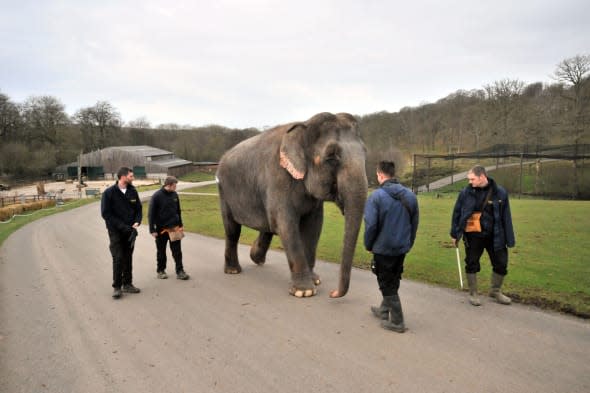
[164, 176, 178, 186]
[377, 161, 396, 177]
[117, 167, 133, 179]
[469, 165, 487, 177]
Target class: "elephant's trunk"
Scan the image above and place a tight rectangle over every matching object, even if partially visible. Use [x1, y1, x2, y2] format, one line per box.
[330, 168, 367, 298]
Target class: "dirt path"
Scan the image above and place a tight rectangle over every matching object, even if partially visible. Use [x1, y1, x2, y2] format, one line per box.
[1, 190, 589, 393]
[417, 160, 556, 192]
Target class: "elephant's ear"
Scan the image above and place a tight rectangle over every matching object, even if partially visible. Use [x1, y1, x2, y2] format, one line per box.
[279, 123, 307, 180]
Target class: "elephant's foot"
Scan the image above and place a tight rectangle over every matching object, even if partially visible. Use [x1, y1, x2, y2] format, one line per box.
[250, 248, 266, 265]
[224, 263, 242, 274]
[289, 287, 317, 297]
[250, 232, 272, 265]
[312, 271, 321, 286]
[289, 272, 317, 298]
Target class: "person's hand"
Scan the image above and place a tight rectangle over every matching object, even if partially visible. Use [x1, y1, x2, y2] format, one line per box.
[151, 232, 158, 238]
[132, 222, 140, 229]
[451, 238, 459, 248]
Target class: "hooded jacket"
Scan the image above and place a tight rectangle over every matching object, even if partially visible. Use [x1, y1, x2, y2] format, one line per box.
[364, 179, 419, 256]
[450, 177, 515, 250]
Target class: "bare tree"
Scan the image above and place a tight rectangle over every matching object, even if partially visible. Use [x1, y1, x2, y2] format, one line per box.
[73, 101, 122, 151]
[0, 92, 22, 141]
[553, 54, 590, 145]
[553, 54, 590, 197]
[484, 79, 525, 148]
[20, 95, 70, 145]
[127, 116, 151, 129]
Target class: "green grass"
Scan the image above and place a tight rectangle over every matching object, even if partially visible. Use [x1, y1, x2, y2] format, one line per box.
[5, 175, 588, 317]
[169, 186, 590, 318]
[179, 171, 216, 182]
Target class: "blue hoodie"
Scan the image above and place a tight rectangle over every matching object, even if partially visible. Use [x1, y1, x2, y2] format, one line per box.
[364, 179, 419, 256]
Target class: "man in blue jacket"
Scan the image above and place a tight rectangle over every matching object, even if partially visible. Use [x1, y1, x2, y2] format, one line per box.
[450, 165, 515, 307]
[364, 161, 419, 332]
[101, 167, 143, 299]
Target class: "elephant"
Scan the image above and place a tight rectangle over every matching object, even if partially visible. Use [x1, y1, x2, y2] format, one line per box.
[216, 112, 368, 298]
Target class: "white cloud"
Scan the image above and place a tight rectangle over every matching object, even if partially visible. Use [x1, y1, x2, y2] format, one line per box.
[1, 0, 589, 128]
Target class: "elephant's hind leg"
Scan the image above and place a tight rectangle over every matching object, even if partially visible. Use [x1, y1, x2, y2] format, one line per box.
[250, 232, 273, 265]
[221, 208, 242, 274]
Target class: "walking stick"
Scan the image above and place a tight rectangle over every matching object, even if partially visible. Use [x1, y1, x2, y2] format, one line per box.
[455, 246, 464, 289]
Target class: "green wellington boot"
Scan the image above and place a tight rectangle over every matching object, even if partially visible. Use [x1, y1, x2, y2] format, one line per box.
[466, 273, 481, 306]
[489, 272, 511, 305]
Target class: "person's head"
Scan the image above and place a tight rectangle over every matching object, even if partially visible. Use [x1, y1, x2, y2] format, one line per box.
[376, 161, 396, 184]
[467, 165, 488, 188]
[163, 176, 178, 191]
[117, 167, 135, 186]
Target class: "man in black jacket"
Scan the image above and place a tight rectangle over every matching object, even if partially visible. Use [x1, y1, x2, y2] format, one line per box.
[148, 176, 189, 280]
[101, 167, 143, 299]
[450, 165, 515, 307]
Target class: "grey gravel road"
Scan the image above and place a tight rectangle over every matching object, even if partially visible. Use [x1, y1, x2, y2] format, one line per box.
[1, 194, 589, 393]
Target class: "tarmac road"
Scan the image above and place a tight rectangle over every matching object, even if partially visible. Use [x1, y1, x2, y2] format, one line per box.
[1, 191, 589, 393]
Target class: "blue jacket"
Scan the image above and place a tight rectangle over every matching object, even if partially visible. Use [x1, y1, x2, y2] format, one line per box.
[450, 177, 515, 250]
[364, 180, 419, 256]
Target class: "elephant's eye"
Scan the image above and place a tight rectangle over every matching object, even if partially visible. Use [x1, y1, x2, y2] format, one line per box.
[324, 154, 340, 166]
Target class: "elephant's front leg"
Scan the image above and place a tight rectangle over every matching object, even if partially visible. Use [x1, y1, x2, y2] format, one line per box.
[279, 224, 317, 297]
[301, 208, 323, 286]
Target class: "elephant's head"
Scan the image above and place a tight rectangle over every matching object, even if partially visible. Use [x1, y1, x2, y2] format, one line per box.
[279, 112, 368, 297]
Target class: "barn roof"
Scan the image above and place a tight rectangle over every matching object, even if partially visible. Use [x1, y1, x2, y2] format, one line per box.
[152, 157, 193, 168]
[105, 145, 172, 158]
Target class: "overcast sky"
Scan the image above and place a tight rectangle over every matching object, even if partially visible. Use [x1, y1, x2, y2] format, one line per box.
[1, 0, 589, 129]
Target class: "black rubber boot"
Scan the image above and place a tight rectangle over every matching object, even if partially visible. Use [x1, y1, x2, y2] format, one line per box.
[381, 295, 406, 333]
[371, 298, 389, 320]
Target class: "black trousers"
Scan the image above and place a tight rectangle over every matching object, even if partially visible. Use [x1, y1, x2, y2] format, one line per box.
[463, 234, 508, 276]
[373, 253, 406, 296]
[156, 232, 183, 273]
[108, 230, 134, 289]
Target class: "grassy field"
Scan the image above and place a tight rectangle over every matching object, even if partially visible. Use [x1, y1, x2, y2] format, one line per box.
[3, 171, 588, 318]
[174, 183, 590, 318]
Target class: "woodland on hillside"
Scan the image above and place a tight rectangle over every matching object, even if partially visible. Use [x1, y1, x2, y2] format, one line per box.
[1, 54, 589, 185]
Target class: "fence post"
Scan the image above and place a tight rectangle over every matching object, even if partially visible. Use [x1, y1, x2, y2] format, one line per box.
[519, 153, 524, 199]
[412, 154, 417, 193]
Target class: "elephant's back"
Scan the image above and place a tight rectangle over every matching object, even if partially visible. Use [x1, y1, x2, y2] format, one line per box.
[216, 126, 285, 193]
[218, 126, 286, 174]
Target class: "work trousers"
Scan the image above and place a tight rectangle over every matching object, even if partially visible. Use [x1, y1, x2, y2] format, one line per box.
[156, 232, 184, 273]
[463, 234, 508, 276]
[372, 253, 406, 296]
[108, 230, 134, 289]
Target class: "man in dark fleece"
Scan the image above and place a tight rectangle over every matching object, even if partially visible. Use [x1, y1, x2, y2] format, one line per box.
[101, 167, 142, 299]
[148, 176, 189, 280]
[364, 161, 419, 333]
[450, 165, 515, 307]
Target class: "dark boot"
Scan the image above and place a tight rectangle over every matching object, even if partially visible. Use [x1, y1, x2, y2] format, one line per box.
[381, 295, 406, 333]
[489, 272, 511, 305]
[112, 288, 122, 299]
[371, 298, 388, 320]
[467, 273, 481, 306]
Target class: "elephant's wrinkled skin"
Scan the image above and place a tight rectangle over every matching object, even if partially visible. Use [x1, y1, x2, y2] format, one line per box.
[216, 112, 368, 298]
